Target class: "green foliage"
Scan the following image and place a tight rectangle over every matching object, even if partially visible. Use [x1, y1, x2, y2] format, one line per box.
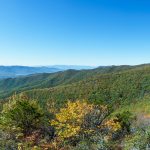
[124, 127, 150, 150]
[21, 65, 150, 109]
[2, 97, 45, 135]
[107, 111, 135, 142]
[116, 111, 134, 133]
[0, 64, 148, 99]
[0, 95, 54, 149]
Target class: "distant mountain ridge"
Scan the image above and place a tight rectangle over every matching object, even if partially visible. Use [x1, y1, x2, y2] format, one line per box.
[0, 66, 61, 79]
[48, 65, 95, 70]
[0, 64, 146, 99]
[0, 65, 95, 79]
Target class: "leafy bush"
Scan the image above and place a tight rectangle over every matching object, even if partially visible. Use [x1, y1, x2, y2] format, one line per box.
[2, 99, 45, 135]
[116, 111, 134, 133]
[51, 100, 111, 149]
[0, 95, 54, 149]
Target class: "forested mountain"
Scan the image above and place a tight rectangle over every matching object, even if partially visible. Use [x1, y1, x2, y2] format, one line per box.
[0, 64, 149, 99]
[1, 64, 150, 150]
[0, 65, 134, 98]
[21, 64, 150, 107]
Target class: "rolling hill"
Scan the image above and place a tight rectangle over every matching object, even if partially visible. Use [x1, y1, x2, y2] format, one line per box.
[1, 64, 150, 105]
[0, 65, 133, 98]
[22, 64, 150, 108]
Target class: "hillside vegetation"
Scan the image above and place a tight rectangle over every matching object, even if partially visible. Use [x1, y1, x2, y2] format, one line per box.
[0, 65, 140, 98]
[23, 64, 150, 107]
[1, 64, 150, 150]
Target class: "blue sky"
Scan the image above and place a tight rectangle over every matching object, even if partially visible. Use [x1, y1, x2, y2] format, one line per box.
[0, 0, 150, 66]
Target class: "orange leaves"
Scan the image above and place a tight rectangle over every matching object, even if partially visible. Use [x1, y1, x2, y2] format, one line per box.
[104, 117, 121, 132]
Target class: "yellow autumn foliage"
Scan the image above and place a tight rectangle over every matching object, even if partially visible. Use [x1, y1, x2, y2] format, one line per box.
[104, 117, 121, 132]
[51, 100, 93, 139]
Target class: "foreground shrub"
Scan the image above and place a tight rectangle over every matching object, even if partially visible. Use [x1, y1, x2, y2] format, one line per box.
[51, 100, 111, 149]
[51, 100, 93, 139]
[0, 95, 54, 149]
[2, 98, 46, 134]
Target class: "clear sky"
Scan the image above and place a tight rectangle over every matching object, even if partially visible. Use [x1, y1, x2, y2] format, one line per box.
[0, 0, 150, 66]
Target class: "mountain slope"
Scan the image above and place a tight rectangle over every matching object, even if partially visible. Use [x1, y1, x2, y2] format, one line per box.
[0, 65, 136, 98]
[1, 64, 150, 105]
[22, 65, 150, 108]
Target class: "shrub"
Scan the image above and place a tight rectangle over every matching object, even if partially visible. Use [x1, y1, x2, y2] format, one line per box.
[51, 100, 110, 149]
[0, 95, 54, 149]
